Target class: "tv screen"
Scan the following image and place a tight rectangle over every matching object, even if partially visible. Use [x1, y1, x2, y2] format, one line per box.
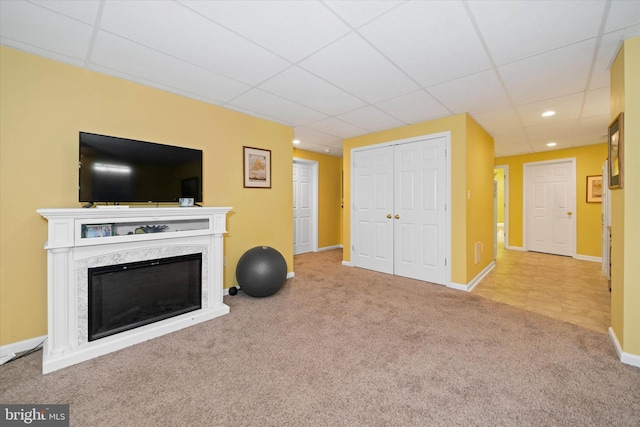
[79, 132, 203, 204]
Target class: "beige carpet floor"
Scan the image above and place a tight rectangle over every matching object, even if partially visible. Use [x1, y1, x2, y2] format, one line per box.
[1, 249, 639, 426]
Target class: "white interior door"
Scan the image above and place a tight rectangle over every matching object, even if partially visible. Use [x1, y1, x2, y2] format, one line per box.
[293, 160, 316, 255]
[393, 138, 447, 284]
[525, 159, 576, 256]
[352, 146, 394, 274]
[352, 135, 448, 284]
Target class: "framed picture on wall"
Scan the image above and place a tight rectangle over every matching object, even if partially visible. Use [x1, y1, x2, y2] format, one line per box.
[586, 175, 603, 203]
[243, 146, 271, 188]
[608, 112, 624, 189]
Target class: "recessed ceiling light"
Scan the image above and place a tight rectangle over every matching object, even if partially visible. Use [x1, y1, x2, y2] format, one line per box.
[542, 111, 556, 117]
[293, 139, 300, 145]
[546, 142, 557, 147]
[324, 148, 331, 153]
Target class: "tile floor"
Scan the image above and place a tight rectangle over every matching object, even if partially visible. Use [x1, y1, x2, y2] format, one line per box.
[472, 241, 611, 334]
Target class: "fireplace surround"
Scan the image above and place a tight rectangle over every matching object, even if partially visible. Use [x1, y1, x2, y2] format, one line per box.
[37, 207, 231, 373]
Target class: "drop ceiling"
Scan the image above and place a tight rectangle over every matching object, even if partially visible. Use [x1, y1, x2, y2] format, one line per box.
[1, 0, 639, 157]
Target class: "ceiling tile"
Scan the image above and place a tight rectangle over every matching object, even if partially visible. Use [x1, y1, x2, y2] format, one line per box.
[525, 120, 579, 145]
[499, 39, 597, 105]
[305, 117, 369, 139]
[428, 70, 510, 114]
[179, 0, 351, 62]
[100, 1, 289, 86]
[260, 67, 366, 116]
[336, 106, 405, 132]
[0, 0, 94, 61]
[582, 87, 610, 118]
[324, 1, 403, 28]
[469, 0, 605, 66]
[591, 25, 640, 89]
[294, 127, 343, 147]
[471, 108, 522, 135]
[375, 90, 451, 124]
[515, 93, 585, 128]
[359, 0, 492, 87]
[299, 33, 418, 103]
[605, 0, 640, 32]
[227, 89, 327, 126]
[90, 31, 251, 103]
[493, 128, 531, 149]
[31, 0, 100, 24]
[574, 115, 609, 145]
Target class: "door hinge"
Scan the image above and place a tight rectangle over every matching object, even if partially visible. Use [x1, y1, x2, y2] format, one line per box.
[444, 258, 447, 266]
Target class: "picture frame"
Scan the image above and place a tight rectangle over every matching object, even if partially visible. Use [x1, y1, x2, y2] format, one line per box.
[243, 146, 271, 188]
[608, 112, 624, 189]
[82, 223, 114, 238]
[586, 175, 603, 203]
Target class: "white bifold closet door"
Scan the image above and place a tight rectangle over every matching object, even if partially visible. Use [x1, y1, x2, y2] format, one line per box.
[352, 136, 447, 285]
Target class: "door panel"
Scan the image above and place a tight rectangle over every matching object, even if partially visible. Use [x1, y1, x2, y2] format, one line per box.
[526, 161, 575, 256]
[293, 162, 313, 255]
[394, 138, 446, 284]
[352, 147, 394, 274]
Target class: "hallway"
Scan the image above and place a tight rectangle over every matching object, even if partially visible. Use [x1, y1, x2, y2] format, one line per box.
[473, 244, 611, 334]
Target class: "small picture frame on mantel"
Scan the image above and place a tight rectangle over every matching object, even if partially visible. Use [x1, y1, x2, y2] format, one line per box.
[243, 146, 271, 188]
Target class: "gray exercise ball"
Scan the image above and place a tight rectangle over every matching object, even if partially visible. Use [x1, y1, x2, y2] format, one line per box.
[235, 246, 287, 297]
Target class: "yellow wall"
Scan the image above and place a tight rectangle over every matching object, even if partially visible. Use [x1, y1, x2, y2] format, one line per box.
[0, 47, 294, 346]
[466, 117, 496, 279]
[495, 144, 607, 257]
[293, 149, 343, 249]
[495, 168, 505, 224]
[610, 36, 640, 356]
[342, 113, 494, 285]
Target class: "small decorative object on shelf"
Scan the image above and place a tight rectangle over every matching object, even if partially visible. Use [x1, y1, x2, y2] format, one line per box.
[82, 223, 114, 238]
[135, 225, 169, 234]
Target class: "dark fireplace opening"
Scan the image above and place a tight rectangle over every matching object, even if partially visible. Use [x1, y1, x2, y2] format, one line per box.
[88, 253, 202, 342]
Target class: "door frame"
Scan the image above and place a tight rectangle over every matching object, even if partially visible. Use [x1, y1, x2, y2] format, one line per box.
[293, 158, 319, 254]
[349, 132, 451, 286]
[523, 158, 576, 257]
[494, 165, 510, 251]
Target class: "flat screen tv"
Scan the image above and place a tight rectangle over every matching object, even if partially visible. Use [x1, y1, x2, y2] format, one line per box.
[79, 132, 202, 205]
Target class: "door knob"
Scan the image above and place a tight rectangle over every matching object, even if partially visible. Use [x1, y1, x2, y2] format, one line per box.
[567, 211, 573, 216]
[387, 214, 392, 219]
[395, 214, 400, 219]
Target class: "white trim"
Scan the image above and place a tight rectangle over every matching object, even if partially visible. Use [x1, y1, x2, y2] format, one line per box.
[523, 158, 577, 257]
[609, 327, 640, 368]
[342, 261, 353, 267]
[505, 245, 525, 251]
[448, 261, 496, 292]
[494, 165, 509, 249]
[0, 335, 47, 359]
[287, 272, 295, 279]
[574, 254, 602, 262]
[318, 244, 343, 251]
[350, 131, 451, 286]
[293, 158, 319, 255]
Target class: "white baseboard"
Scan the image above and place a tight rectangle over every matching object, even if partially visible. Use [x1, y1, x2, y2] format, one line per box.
[287, 272, 295, 279]
[318, 245, 343, 251]
[448, 261, 496, 292]
[574, 254, 602, 263]
[342, 261, 353, 267]
[609, 327, 640, 368]
[505, 245, 525, 251]
[0, 335, 47, 359]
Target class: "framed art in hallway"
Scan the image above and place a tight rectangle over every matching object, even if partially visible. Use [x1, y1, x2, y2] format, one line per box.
[608, 112, 624, 189]
[586, 175, 602, 203]
[243, 146, 271, 188]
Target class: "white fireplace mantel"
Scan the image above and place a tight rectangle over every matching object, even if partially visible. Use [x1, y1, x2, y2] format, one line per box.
[37, 207, 231, 373]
